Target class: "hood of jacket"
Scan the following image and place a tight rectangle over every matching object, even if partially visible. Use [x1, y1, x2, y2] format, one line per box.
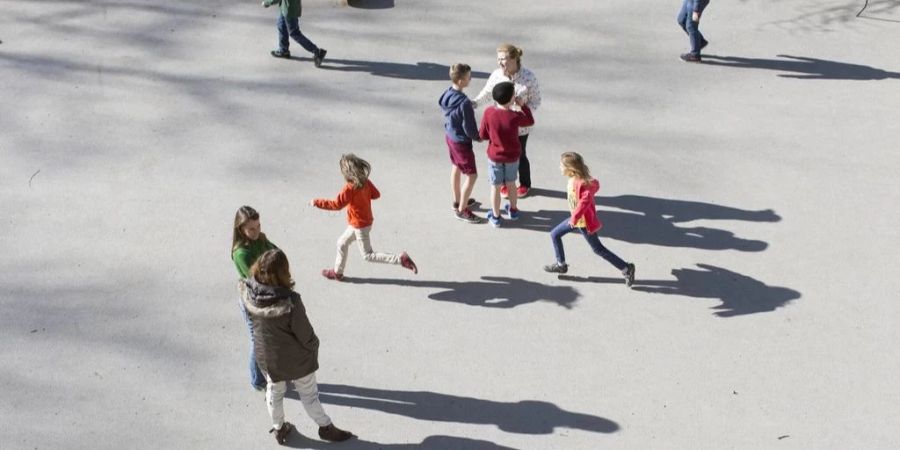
[240, 277, 294, 318]
[439, 87, 468, 113]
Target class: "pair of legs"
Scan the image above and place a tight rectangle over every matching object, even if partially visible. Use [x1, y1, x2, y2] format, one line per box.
[276, 14, 319, 54]
[238, 296, 265, 390]
[488, 161, 519, 218]
[549, 219, 628, 272]
[266, 372, 331, 431]
[446, 136, 478, 213]
[677, 0, 710, 56]
[334, 225, 403, 274]
[517, 134, 531, 189]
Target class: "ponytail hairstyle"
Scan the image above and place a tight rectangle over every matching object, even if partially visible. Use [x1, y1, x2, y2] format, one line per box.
[232, 205, 265, 253]
[497, 43, 523, 66]
[250, 249, 294, 289]
[340, 153, 371, 189]
[560, 152, 592, 182]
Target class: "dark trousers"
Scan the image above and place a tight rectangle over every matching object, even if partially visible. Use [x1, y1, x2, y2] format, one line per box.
[550, 219, 627, 271]
[518, 134, 531, 188]
[677, 0, 709, 55]
[277, 14, 318, 54]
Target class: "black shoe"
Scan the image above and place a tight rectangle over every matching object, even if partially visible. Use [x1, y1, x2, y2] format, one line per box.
[699, 39, 709, 51]
[319, 423, 353, 442]
[314, 48, 327, 67]
[680, 53, 701, 63]
[271, 49, 291, 59]
[543, 262, 568, 274]
[269, 422, 295, 445]
[623, 263, 636, 288]
[452, 198, 477, 211]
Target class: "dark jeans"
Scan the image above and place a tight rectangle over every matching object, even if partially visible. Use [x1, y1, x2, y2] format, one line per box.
[277, 14, 319, 54]
[518, 134, 531, 188]
[550, 219, 627, 271]
[677, 0, 709, 55]
[238, 296, 265, 388]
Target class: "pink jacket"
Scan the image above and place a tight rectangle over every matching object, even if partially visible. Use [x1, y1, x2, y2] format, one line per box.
[569, 178, 602, 234]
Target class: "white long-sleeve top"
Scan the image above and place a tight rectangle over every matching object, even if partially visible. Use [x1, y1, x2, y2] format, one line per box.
[473, 67, 541, 136]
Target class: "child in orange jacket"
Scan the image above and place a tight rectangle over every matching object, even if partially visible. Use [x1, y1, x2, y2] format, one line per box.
[311, 154, 418, 280]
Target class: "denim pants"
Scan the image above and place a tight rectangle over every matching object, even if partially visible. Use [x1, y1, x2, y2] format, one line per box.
[238, 296, 266, 388]
[334, 225, 401, 274]
[266, 372, 332, 430]
[277, 14, 319, 54]
[550, 219, 627, 271]
[677, 0, 709, 55]
[518, 134, 531, 188]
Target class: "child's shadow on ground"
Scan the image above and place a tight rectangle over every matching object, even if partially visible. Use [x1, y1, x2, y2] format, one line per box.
[284, 434, 518, 449]
[520, 190, 779, 252]
[344, 276, 579, 309]
[560, 263, 799, 317]
[290, 57, 489, 80]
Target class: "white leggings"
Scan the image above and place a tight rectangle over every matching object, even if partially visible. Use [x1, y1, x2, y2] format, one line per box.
[266, 372, 332, 430]
[334, 225, 400, 274]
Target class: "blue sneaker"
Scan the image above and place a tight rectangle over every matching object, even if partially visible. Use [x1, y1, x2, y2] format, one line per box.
[504, 203, 521, 221]
[487, 211, 502, 228]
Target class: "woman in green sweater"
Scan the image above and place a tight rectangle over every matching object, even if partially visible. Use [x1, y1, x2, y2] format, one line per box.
[232, 205, 277, 390]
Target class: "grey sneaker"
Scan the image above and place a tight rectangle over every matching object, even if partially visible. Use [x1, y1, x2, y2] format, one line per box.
[543, 262, 568, 274]
[455, 208, 486, 224]
[623, 263, 636, 288]
[314, 48, 327, 67]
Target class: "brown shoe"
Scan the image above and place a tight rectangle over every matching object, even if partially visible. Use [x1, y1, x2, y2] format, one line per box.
[399, 252, 418, 274]
[269, 421, 295, 445]
[318, 423, 353, 442]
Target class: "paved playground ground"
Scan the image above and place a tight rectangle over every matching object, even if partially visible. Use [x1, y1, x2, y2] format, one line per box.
[2, 0, 899, 448]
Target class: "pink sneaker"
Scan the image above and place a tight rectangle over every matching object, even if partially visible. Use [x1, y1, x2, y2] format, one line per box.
[516, 186, 530, 198]
[321, 269, 344, 281]
[399, 252, 418, 274]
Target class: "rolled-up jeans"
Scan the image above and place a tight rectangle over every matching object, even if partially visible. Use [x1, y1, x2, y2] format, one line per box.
[334, 225, 400, 274]
[266, 372, 332, 430]
[550, 219, 627, 271]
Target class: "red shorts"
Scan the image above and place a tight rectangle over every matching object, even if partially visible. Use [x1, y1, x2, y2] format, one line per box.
[445, 136, 477, 175]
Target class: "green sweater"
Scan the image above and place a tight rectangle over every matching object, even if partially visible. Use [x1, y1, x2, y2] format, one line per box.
[232, 237, 277, 278]
[264, 0, 302, 18]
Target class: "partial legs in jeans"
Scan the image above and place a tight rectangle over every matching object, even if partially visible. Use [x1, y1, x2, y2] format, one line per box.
[549, 219, 628, 271]
[518, 134, 531, 188]
[677, 0, 708, 55]
[334, 226, 400, 274]
[276, 14, 319, 54]
[238, 297, 265, 389]
[266, 372, 332, 430]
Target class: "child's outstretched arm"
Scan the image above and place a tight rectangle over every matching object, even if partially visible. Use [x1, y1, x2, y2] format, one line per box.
[311, 185, 352, 210]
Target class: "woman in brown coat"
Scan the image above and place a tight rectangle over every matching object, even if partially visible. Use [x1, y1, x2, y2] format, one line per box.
[240, 249, 353, 445]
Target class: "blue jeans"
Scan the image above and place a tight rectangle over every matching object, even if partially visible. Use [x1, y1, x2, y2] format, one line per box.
[277, 14, 319, 54]
[550, 219, 627, 271]
[677, 0, 709, 55]
[238, 296, 265, 389]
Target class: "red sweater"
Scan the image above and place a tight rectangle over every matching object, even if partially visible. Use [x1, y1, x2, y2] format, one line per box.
[313, 180, 381, 228]
[478, 105, 535, 163]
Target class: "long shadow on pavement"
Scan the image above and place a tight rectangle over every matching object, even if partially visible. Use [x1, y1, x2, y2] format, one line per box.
[702, 54, 900, 80]
[284, 434, 517, 449]
[518, 190, 779, 252]
[289, 57, 490, 80]
[343, 276, 580, 309]
[560, 263, 799, 317]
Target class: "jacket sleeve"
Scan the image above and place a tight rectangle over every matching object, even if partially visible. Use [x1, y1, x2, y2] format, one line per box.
[232, 249, 253, 279]
[368, 181, 381, 200]
[472, 71, 500, 109]
[570, 180, 594, 225]
[478, 110, 489, 142]
[290, 295, 320, 352]
[313, 185, 351, 210]
[516, 105, 535, 128]
[524, 72, 541, 111]
[461, 101, 480, 141]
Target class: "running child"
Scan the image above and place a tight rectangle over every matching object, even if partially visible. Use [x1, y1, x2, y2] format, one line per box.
[478, 81, 534, 227]
[311, 154, 418, 280]
[439, 63, 485, 224]
[543, 152, 636, 287]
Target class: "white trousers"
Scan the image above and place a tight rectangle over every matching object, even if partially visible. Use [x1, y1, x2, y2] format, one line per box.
[334, 225, 400, 274]
[265, 372, 332, 429]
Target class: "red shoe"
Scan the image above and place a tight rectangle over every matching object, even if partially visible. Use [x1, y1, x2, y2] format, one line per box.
[321, 269, 344, 281]
[499, 185, 509, 198]
[399, 252, 418, 274]
[516, 186, 530, 198]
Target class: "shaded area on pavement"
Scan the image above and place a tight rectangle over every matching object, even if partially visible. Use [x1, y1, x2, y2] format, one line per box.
[702, 54, 900, 80]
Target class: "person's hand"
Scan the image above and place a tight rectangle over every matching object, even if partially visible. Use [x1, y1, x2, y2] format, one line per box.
[262, 1, 270, 7]
[470, 99, 478, 109]
[692, 11, 700, 21]
[309, 199, 316, 206]
[515, 96, 527, 108]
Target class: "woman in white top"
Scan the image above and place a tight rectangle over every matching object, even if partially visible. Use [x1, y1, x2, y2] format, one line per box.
[473, 43, 542, 198]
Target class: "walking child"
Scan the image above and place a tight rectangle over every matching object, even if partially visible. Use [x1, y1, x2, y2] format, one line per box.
[240, 249, 353, 444]
[232, 205, 277, 391]
[311, 154, 418, 280]
[439, 63, 485, 224]
[262, 0, 327, 66]
[677, 0, 710, 62]
[478, 81, 534, 227]
[543, 152, 636, 287]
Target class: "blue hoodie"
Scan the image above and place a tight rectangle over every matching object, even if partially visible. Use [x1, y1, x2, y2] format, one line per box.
[439, 87, 480, 144]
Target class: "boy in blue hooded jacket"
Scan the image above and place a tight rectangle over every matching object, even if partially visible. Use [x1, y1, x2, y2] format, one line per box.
[439, 64, 485, 224]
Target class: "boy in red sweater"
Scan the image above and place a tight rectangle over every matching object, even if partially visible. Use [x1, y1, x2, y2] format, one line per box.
[478, 81, 535, 227]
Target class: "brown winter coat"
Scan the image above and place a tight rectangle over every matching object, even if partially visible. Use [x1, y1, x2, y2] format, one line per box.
[239, 278, 319, 382]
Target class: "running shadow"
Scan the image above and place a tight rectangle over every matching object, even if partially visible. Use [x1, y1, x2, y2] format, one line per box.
[308, 58, 490, 80]
[560, 263, 799, 317]
[316, 384, 619, 435]
[343, 276, 580, 309]
[520, 191, 778, 252]
[702, 54, 900, 80]
[284, 434, 517, 449]
[347, 0, 395, 8]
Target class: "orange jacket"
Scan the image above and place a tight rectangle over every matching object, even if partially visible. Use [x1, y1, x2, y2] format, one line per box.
[313, 180, 381, 228]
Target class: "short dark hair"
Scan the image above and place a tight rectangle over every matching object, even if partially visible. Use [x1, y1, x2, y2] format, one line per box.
[492, 81, 515, 105]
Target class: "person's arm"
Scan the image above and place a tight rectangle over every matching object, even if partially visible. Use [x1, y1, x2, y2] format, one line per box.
[478, 109, 490, 142]
[524, 71, 541, 111]
[312, 185, 351, 210]
[472, 71, 500, 109]
[290, 295, 320, 352]
[232, 248, 252, 278]
[262, 0, 280, 7]
[515, 104, 535, 128]
[461, 101, 481, 141]
[570, 181, 594, 225]
[368, 181, 381, 200]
